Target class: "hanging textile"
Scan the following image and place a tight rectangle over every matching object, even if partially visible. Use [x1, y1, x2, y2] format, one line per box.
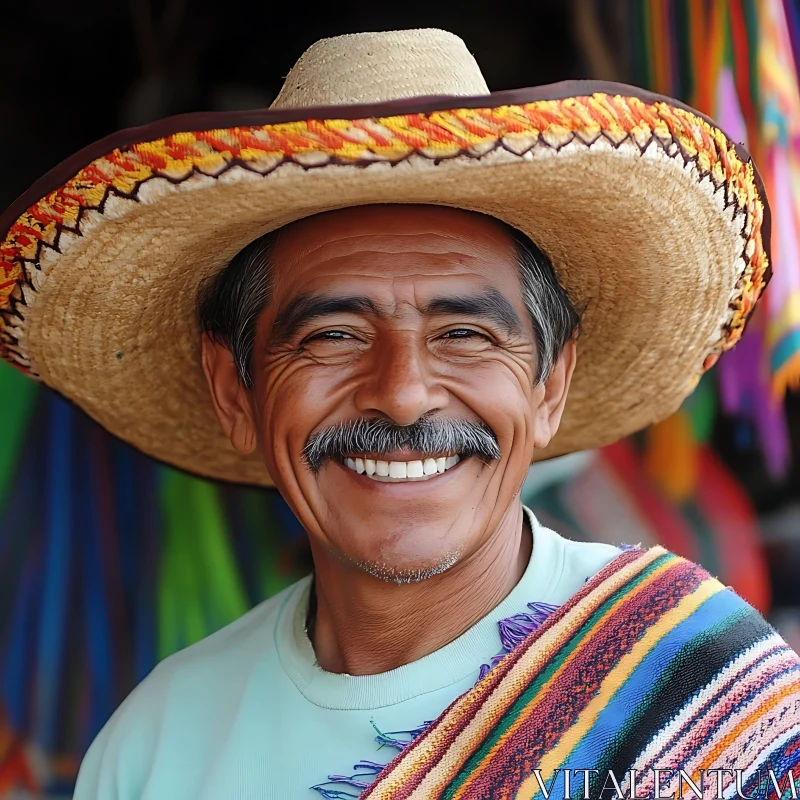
[0, 364, 309, 794]
[610, 0, 800, 480]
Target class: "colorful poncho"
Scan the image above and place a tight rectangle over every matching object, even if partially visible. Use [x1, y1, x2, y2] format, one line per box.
[364, 548, 800, 800]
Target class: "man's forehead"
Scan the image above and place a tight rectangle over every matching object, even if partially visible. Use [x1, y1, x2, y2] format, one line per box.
[271, 204, 518, 267]
[260, 206, 531, 336]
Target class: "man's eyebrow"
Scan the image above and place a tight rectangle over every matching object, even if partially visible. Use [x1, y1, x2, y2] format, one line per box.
[270, 294, 382, 344]
[422, 289, 525, 335]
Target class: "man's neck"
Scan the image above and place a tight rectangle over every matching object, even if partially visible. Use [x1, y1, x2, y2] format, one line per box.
[308, 504, 532, 676]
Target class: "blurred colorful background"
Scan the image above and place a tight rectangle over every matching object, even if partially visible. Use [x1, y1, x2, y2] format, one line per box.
[1, 0, 800, 796]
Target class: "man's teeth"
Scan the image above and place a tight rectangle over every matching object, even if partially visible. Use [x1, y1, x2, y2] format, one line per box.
[343, 455, 461, 481]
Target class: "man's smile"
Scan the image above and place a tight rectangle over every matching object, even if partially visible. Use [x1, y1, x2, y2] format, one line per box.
[341, 453, 463, 482]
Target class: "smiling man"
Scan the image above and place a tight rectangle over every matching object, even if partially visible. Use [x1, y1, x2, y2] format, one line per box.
[2, 27, 800, 800]
[197, 205, 592, 689]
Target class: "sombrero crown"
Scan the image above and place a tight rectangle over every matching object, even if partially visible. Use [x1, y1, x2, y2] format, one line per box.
[0, 29, 769, 486]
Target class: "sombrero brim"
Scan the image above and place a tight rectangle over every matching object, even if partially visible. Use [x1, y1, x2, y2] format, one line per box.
[0, 81, 770, 487]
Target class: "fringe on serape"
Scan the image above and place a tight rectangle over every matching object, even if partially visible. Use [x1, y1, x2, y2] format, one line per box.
[363, 548, 800, 800]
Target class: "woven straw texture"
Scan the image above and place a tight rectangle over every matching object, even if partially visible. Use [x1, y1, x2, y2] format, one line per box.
[0, 29, 769, 486]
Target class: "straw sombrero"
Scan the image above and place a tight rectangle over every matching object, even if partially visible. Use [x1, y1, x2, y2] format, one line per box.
[0, 29, 770, 487]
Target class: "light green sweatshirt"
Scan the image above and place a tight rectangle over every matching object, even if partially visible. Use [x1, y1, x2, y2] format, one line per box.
[74, 510, 619, 799]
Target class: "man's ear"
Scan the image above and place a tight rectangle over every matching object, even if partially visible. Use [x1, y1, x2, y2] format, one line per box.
[200, 333, 258, 455]
[531, 338, 577, 450]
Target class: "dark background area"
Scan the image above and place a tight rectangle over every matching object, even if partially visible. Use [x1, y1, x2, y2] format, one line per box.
[0, 1, 580, 210]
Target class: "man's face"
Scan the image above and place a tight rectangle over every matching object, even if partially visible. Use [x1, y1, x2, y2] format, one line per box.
[204, 205, 574, 581]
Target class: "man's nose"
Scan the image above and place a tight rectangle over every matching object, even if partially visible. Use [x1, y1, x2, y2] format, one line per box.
[353, 336, 448, 426]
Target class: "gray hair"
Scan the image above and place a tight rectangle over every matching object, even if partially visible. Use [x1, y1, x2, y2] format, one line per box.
[507, 225, 582, 383]
[197, 214, 580, 388]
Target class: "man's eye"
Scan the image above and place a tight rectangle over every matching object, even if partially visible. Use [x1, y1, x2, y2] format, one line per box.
[442, 328, 486, 339]
[307, 330, 353, 342]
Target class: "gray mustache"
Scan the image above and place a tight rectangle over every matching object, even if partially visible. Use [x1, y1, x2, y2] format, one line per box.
[303, 415, 501, 473]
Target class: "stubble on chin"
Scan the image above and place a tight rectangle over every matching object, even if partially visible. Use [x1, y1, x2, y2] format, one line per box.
[348, 550, 462, 584]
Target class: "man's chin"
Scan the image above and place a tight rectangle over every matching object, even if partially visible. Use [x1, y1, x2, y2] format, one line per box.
[306, 458, 493, 579]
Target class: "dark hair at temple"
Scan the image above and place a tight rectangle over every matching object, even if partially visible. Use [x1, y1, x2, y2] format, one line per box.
[196, 212, 581, 388]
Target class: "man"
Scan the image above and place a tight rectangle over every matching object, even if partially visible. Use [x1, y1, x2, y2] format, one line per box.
[0, 28, 796, 800]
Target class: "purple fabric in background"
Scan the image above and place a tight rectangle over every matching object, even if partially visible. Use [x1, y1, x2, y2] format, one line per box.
[719, 325, 792, 478]
[712, 65, 792, 476]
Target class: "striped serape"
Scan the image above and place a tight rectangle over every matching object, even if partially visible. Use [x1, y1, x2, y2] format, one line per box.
[364, 548, 800, 799]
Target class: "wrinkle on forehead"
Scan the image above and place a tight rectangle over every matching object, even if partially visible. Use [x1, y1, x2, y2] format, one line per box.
[272, 206, 516, 272]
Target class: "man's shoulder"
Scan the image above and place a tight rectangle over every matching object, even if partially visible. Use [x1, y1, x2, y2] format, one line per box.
[526, 510, 622, 602]
[152, 573, 306, 683]
[557, 531, 622, 569]
[73, 576, 309, 798]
